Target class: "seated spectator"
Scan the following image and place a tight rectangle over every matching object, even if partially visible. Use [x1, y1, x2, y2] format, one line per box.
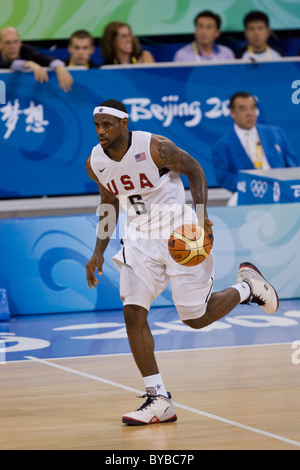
[100, 21, 155, 65]
[0, 26, 73, 91]
[212, 91, 298, 202]
[63, 30, 98, 68]
[235, 11, 284, 61]
[173, 10, 234, 62]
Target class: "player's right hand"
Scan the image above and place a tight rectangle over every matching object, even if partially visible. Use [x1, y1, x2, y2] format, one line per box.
[204, 217, 214, 248]
[86, 253, 104, 289]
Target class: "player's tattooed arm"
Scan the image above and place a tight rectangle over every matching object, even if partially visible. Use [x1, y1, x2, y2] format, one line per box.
[151, 134, 208, 206]
[153, 136, 187, 172]
[151, 134, 213, 240]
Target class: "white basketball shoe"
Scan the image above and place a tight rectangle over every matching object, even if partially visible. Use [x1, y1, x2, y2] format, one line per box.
[237, 262, 279, 314]
[122, 388, 177, 425]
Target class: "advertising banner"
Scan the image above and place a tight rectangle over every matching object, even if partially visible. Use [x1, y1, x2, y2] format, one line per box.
[1, 61, 299, 198]
[1, 203, 299, 315]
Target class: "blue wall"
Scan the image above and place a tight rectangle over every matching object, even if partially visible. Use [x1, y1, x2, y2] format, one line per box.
[1, 203, 299, 316]
[0, 60, 300, 198]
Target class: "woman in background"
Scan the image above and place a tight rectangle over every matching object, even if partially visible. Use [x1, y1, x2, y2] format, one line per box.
[100, 21, 155, 65]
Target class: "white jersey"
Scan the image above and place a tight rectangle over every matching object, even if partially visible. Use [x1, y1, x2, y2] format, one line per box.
[91, 130, 214, 314]
[90, 131, 195, 238]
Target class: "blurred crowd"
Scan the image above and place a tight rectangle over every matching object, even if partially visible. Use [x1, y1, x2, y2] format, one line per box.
[1, 10, 299, 93]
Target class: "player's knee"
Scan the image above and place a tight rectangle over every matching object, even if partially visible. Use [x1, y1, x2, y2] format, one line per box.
[123, 304, 148, 330]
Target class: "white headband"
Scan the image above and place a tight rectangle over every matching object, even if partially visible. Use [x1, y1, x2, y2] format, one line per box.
[93, 106, 128, 119]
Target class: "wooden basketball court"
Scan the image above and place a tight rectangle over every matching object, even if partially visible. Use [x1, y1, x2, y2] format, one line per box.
[1, 341, 300, 450]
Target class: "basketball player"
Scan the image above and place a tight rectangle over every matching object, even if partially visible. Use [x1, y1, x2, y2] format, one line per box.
[86, 99, 279, 425]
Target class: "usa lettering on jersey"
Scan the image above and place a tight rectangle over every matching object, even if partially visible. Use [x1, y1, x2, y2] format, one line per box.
[107, 173, 154, 195]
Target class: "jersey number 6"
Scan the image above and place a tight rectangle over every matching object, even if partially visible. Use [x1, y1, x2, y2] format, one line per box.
[128, 195, 147, 215]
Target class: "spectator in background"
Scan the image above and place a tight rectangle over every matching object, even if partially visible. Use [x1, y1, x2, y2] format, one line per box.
[235, 11, 284, 61]
[0, 26, 73, 91]
[211, 91, 298, 204]
[63, 30, 98, 68]
[173, 10, 235, 62]
[100, 21, 155, 65]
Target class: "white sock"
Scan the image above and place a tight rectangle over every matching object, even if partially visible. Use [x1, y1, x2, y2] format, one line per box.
[143, 373, 168, 397]
[231, 281, 251, 303]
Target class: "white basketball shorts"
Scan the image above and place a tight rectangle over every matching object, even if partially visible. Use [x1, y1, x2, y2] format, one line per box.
[113, 236, 214, 321]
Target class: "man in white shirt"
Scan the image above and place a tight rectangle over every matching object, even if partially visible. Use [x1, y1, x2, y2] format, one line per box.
[85, 98, 279, 425]
[212, 91, 298, 199]
[233, 123, 270, 170]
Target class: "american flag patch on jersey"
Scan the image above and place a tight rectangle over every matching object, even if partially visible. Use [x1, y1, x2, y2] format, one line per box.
[135, 152, 146, 162]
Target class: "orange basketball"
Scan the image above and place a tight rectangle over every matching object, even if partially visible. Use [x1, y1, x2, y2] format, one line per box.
[168, 224, 211, 266]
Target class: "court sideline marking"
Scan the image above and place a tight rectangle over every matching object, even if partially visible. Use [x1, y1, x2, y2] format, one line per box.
[26, 355, 300, 448]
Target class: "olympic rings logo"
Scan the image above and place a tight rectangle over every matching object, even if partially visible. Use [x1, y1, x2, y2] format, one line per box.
[250, 180, 268, 198]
